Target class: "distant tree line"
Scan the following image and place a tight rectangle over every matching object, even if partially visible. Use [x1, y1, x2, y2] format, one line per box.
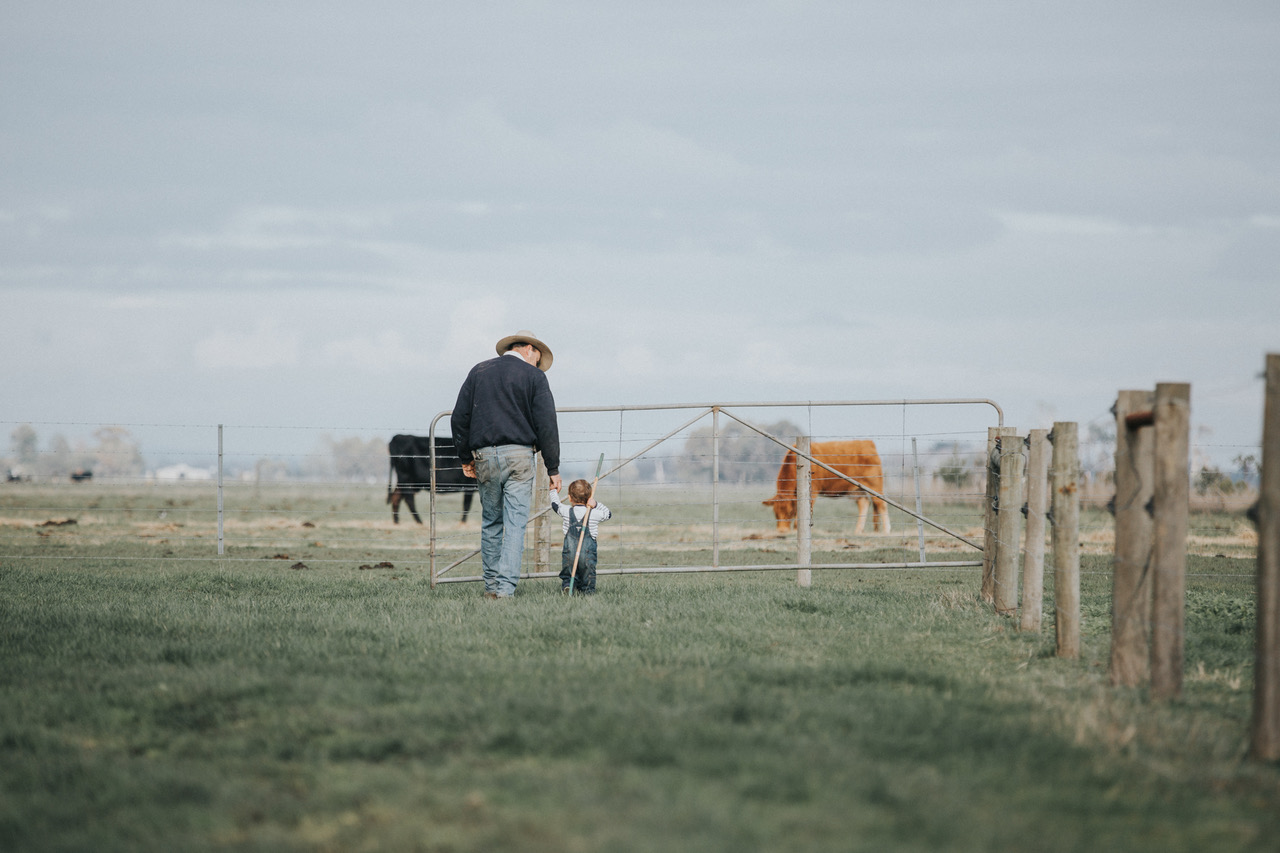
[602, 419, 805, 485]
[217, 435, 389, 483]
[5, 423, 143, 480]
[302, 435, 388, 483]
[5, 424, 390, 484]
[670, 419, 805, 485]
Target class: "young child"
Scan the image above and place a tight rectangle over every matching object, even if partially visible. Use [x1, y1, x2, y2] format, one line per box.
[550, 478, 612, 594]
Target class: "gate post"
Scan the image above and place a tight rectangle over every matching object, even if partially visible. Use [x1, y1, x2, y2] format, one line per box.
[1111, 390, 1155, 687]
[1150, 383, 1191, 701]
[912, 437, 927, 564]
[712, 408, 721, 569]
[1051, 422, 1081, 659]
[797, 435, 812, 588]
[983, 426, 1016, 604]
[1253, 354, 1280, 759]
[217, 424, 225, 556]
[535, 460, 551, 577]
[1020, 429, 1050, 632]
[994, 431, 1025, 615]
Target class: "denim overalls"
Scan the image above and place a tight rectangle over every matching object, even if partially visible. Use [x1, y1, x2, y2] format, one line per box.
[560, 506, 597, 594]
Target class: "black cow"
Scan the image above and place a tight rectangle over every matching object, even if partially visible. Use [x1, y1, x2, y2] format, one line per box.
[387, 434, 477, 525]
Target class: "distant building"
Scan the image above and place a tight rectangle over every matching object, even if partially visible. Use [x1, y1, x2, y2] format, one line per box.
[151, 463, 214, 482]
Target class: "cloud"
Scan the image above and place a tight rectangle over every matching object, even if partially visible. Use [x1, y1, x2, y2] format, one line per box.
[321, 331, 420, 373]
[433, 298, 514, 371]
[995, 211, 1135, 237]
[193, 322, 300, 370]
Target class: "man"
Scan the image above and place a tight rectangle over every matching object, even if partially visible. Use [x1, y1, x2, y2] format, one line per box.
[451, 330, 562, 599]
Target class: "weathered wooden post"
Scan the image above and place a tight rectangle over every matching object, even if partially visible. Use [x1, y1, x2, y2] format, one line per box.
[1020, 429, 1050, 632]
[797, 435, 812, 588]
[712, 408, 721, 569]
[535, 460, 551, 577]
[1253, 354, 1280, 759]
[1150, 383, 1191, 701]
[983, 426, 1016, 604]
[994, 431, 1025, 616]
[912, 437, 927, 564]
[1051, 422, 1081, 659]
[217, 424, 225, 556]
[1110, 390, 1155, 687]
[982, 427, 999, 603]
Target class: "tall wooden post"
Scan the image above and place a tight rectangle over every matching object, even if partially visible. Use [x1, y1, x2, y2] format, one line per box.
[1111, 390, 1155, 687]
[1253, 354, 1280, 759]
[983, 426, 1015, 604]
[994, 431, 1025, 615]
[982, 428, 999, 602]
[1020, 430, 1050, 632]
[1150, 383, 1190, 701]
[535, 460, 551, 578]
[1051, 422, 1081, 659]
[217, 424, 225, 556]
[797, 436, 812, 588]
[912, 437, 927, 564]
[712, 408, 720, 569]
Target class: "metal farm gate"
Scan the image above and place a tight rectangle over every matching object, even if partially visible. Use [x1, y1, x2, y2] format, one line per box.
[424, 399, 1004, 587]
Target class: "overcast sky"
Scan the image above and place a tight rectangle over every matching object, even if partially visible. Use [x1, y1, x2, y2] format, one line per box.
[3, 2, 1277, 465]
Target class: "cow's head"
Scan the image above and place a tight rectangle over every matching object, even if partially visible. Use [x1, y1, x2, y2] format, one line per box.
[762, 495, 796, 533]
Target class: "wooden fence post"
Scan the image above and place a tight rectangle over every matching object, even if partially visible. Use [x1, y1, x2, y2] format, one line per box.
[1253, 354, 1280, 759]
[1051, 422, 1081, 659]
[1150, 383, 1191, 701]
[1111, 390, 1155, 687]
[982, 428, 1000, 603]
[983, 426, 1016, 605]
[797, 435, 812, 589]
[994, 431, 1025, 616]
[535, 457, 551, 577]
[1020, 429, 1050, 632]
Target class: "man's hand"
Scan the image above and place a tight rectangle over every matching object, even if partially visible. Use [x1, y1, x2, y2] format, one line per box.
[550, 474, 563, 491]
[462, 462, 476, 479]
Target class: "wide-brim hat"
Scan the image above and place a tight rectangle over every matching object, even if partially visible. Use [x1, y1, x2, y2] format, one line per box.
[495, 330, 553, 372]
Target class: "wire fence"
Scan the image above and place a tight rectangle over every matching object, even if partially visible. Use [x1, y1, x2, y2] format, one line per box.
[1, 402, 1263, 585]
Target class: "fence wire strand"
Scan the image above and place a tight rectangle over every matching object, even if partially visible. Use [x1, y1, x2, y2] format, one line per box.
[2, 408, 1261, 591]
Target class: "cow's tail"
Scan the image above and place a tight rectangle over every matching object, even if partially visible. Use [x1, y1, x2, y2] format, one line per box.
[387, 455, 395, 504]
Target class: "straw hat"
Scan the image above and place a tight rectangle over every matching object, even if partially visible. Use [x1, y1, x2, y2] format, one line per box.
[494, 330, 553, 372]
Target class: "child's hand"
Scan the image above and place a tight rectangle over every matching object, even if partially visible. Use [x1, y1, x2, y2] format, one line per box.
[587, 498, 597, 508]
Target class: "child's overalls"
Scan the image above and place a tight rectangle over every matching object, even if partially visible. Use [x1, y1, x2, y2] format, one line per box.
[560, 506, 597, 594]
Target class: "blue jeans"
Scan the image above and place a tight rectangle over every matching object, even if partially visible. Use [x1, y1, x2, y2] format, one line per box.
[472, 445, 535, 596]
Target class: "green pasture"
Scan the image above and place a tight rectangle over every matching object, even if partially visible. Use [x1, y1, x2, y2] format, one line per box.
[1, 482, 1277, 851]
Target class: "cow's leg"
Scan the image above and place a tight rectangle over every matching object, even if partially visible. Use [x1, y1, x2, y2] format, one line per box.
[875, 496, 892, 533]
[390, 489, 402, 524]
[460, 490, 474, 524]
[854, 495, 869, 535]
[402, 491, 423, 524]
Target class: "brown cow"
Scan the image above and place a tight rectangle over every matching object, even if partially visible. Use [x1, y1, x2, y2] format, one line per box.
[763, 440, 891, 535]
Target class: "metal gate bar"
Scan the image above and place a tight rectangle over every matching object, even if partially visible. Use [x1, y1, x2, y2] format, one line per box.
[432, 561, 985, 584]
[425, 398, 1002, 587]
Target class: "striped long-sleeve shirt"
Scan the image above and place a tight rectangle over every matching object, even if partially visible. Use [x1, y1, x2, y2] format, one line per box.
[549, 489, 612, 540]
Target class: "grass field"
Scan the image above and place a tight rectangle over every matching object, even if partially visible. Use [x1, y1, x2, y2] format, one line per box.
[2, 482, 1277, 851]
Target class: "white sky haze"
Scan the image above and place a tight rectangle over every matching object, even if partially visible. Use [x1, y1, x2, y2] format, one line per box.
[3, 2, 1277, 464]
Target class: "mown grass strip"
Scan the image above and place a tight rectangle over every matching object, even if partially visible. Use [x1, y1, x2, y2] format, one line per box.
[2, 548, 1277, 852]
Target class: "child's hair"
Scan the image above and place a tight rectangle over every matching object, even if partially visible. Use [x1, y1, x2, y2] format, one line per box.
[567, 479, 592, 504]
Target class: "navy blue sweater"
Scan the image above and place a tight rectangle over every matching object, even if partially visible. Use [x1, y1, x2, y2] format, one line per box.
[450, 354, 560, 476]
